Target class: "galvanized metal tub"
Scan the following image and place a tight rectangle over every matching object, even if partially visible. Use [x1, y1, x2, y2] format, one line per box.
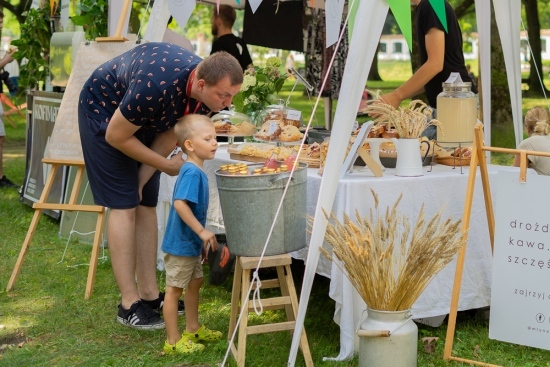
[215, 163, 307, 257]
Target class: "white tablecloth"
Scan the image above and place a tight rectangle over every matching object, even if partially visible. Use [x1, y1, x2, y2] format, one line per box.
[157, 145, 520, 360]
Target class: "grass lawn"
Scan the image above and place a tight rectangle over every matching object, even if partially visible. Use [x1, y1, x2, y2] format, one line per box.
[2, 64, 550, 366]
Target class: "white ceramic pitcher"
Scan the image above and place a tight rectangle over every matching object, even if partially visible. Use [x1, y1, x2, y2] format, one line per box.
[391, 138, 430, 177]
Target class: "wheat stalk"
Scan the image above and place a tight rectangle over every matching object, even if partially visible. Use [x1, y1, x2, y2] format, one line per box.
[321, 189, 466, 311]
[362, 98, 444, 139]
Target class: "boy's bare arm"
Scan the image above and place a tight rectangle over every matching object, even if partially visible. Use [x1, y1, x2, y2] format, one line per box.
[173, 199, 218, 251]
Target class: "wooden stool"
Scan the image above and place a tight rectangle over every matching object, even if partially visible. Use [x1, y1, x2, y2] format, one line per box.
[228, 254, 313, 367]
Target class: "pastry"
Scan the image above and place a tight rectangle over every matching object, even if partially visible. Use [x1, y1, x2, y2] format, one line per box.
[381, 128, 399, 139]
[229, 121, 256, 135]
[453, 147, 472, 157]
[264, 110, 284, 123]
[279, 125, 303, 142]
[306, 142, 321, 158]
[283, 118, 301, 128]
[367, 124, 386, 138]
[256, 120, 282, 140]
[214, 120, 231, 133]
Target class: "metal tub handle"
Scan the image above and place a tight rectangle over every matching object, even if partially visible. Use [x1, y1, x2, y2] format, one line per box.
[267, 172, 295, 187]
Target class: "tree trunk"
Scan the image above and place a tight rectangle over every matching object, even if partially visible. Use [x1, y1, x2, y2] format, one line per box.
[368, 43, 382, 81]
[410, 4, 421, 74]
[0, 1, 29, 24]
[490, 1, 515, 148]
[453, 0, 475, 18]
[523, 0, 549, 96]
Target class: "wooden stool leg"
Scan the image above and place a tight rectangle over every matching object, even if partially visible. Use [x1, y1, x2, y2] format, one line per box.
[285, 264, 314, 367]
[236, 267, 250, 367]
[6, 209, 44, 291]
[85, 210, 105, 299]
[276, 265, 294, 320]
[229, 257, 243, 338]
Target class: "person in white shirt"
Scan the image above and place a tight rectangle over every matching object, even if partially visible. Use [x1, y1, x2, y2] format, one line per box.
[513, 106, 550, 175]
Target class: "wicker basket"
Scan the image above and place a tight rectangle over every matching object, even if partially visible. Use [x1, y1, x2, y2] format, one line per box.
[434, 155, 471, 166]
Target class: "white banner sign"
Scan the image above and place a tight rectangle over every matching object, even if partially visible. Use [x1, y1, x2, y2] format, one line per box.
[490, 170, 550, 350]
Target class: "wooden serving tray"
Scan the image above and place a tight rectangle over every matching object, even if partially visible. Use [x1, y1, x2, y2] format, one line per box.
[229, 153, 268, 163]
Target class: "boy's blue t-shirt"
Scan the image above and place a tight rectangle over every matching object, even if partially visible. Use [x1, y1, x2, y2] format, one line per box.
[162, 162, 209, 257]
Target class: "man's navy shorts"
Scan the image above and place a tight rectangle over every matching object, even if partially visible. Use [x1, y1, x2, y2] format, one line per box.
[78, 105, 161, 209]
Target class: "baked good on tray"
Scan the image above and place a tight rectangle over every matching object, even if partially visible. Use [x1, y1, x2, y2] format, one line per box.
[279, 125, 303, 142]
[214, 120, 231, 133]
[256, 120, 282, 140]
[229, 121, 256, 135]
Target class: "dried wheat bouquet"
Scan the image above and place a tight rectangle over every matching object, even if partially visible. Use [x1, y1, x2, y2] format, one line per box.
[363, 99, 443, 139]
[320, 190, 466, 311]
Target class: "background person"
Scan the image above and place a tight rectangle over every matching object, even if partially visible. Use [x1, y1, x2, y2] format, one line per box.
[162, 114, 221, 354]
[0, 8, 18, 189]
[210, 5, 253, 72]
[376, 0, 477, 139]
[513, 106, 550, 175]
[78, 42, 243, 329]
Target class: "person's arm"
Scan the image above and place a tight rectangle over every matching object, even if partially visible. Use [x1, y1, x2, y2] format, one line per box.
[378, 27, 445, 108]
[0, 49, 15, 69]
[137, 128, 184, 196]
[173, 199, 218, 251]
[105, 108, 183, 176]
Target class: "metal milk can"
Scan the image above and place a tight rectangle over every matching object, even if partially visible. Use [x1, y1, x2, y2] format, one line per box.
[357, 308, 418, 367]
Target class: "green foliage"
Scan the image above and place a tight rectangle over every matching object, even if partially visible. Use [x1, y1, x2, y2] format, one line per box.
[233, 57, 288, 114]
[184, 4, 214, 40]
[71, 0, 108, 40]
[11, 6, 51, 90]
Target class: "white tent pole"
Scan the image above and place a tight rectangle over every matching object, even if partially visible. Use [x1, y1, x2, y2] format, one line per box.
[287, 0, 389, 365]
[475, 0, 491, 153]
[142, 0, 171, 42]
[494, 0, 523, 147]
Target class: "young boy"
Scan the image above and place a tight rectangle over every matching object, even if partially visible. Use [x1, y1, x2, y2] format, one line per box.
[162, 114, 221, 354]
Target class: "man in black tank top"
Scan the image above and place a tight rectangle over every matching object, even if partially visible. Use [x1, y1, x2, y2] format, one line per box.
[378, 0, 477, 110]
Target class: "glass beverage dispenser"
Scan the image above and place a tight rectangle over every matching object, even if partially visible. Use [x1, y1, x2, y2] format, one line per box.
[436, 73, 478, 147]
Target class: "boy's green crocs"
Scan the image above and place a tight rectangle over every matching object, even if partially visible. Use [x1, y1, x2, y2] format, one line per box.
[182, 325, 222, 343]
[163, 337, 204, 354]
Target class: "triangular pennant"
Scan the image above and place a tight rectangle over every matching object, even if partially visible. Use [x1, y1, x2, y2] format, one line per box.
[387, 0, 412, 50]
[248, 0, 263, 13]
[326, 0, 346, 47]
[167, 0, 195, 29]
[428, 0, 448, 33]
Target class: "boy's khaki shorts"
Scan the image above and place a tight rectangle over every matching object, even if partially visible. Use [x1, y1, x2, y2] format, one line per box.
[164, 254, 203, 289]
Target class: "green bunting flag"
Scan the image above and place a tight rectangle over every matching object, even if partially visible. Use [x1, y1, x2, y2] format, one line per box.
[428, 0, 448, 33]
[387, 0, 412, 50]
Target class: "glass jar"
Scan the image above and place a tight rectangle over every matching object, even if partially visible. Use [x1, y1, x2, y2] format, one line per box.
[436, 81, 477, 147]
[256, 101, 287, 128]
[256, 100, 304, 130]
[211, 105, 253, 127]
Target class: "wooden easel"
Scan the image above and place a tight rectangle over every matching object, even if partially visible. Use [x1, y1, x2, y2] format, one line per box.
[96, 0, 131, 42]
[443, 123, 550, 366]
[6, 1, 135, 299]
[7, 159, 105, 299]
